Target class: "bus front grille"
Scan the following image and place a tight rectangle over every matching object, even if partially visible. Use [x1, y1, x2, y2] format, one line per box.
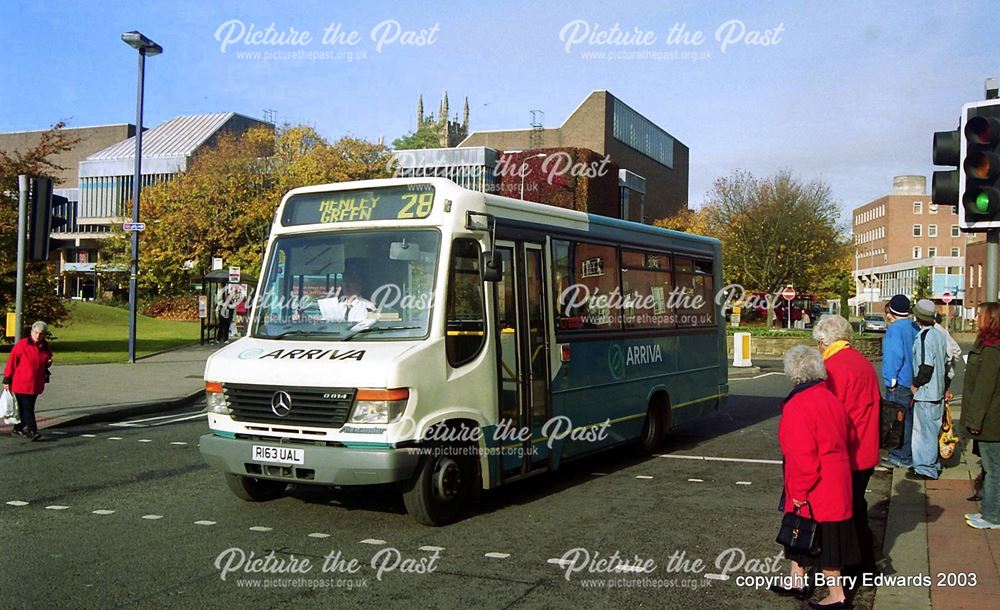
[224, 383, 355, 428]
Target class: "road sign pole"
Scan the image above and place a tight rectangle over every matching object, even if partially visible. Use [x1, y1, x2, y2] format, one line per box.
[15, 175, 28, 342]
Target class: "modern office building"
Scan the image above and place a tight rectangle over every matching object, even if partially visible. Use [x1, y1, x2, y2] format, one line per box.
[59, 113, 270, 298]
[850, 175, 967, 316]
[459, 90, 688, 221]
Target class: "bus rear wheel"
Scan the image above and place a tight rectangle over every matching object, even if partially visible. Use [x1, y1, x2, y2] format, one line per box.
[224, 472, 287, 502]
[637, 403, 666, 455]
[403, 445, 473, 526]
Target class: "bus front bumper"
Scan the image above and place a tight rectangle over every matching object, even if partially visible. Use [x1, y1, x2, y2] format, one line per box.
[199, 433, 421, 486]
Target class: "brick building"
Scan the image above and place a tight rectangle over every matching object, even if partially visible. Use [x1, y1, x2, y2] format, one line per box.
[459, 90, 688, 221]
[851, 175, 967, 316]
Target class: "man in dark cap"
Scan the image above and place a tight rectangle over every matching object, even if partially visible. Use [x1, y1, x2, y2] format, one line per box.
[883, 294, 920, 469]
[906, 299, 949, 480]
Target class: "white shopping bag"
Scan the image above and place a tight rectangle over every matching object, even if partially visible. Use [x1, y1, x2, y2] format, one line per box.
[1, 389, 19, 424]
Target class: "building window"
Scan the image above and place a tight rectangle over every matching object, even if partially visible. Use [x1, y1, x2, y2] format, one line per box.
[979, 264, 983, 288]
[951, 247, 960, 257]
[913, 224, 922, 237]
[913, 247, 921, 259]
[952, 225, 960, 237]
[913, 201, 922, 214]
[928, 224, 938, 237]
[611, 97, 674, 168]
[928, 247, 937, 257]
[929, 203, 938, 214]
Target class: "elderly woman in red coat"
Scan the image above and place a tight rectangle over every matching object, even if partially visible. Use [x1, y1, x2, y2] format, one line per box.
[771, 345, 859, 610]
[3, 321, 53, 441]
[814, 314, 882, 577]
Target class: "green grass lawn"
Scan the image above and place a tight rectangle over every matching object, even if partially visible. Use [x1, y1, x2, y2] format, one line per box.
[29, 301, 201, 364]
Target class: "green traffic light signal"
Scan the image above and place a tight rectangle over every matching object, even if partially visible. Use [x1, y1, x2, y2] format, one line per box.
[976, 191, 991, 212]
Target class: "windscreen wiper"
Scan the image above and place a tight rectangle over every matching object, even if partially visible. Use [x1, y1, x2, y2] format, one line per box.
[342, 326, 421, 341]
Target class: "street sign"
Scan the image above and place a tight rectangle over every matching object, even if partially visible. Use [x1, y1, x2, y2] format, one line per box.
[781, 287, 796, 301]
[229, 266, 241, 284]
[941, 292, 953, 304]
[212, 257, 223, 271]
[122, 222, 146, 231]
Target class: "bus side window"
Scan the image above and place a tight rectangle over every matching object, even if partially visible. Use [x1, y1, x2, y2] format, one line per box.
[446, 238, 487, 367]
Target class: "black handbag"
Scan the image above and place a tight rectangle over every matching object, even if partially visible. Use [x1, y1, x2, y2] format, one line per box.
[879, 398, 906, 449]
[776, 503, 820, 555]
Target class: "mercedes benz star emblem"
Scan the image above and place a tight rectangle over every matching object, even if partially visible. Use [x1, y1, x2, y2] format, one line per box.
[271, 391, 292, 417]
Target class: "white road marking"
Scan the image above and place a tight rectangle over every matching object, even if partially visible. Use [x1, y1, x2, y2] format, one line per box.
[736, 481, 752, 485]
[659, 454, 782, 465]
[635, 475, 654, 480]
[547, 558, 572, 567]
[50, 431, 66, 435]
[169, 442, 188, 446]
[92, 510, 115, 515]
[45, 505, 70, 510]
[308, 533, 331, 539]
[419, 545, 445, 552]
[109, 410, 205, 427]
[194, 520, 216, 526]
[704, 573, 730, 581]
[82, 434, 96, 438]
[138, 439, 152, 443]
[360, 539, 386, 545]
[6, 501, 29, 506]
[730, 371, 784, 381]
[107, 437, 123, 441]
[250, 526, 272, 532]
[484, 552, 510, 559]
[688, 478, 704, 483]
[141, 514, 163, 520]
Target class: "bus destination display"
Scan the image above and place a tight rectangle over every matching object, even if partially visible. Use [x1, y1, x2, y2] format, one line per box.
[282, 185, 435, 226]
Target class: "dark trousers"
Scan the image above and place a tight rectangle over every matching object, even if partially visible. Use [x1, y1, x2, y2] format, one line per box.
[850, 468, 876, 571]
[217, 313, 232, 342]
[13, 393, 38, 434]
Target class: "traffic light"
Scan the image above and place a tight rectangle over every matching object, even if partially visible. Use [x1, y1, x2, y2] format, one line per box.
[27, 177, 69, 261]
[959, 99, 1000, 230]
[932, 124, 960, 213]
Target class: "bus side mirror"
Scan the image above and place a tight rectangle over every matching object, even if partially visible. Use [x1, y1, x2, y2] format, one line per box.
[481, 251, 502, 282]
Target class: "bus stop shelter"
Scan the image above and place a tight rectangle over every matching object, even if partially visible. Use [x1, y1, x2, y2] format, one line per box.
[200, 269, 255, 345]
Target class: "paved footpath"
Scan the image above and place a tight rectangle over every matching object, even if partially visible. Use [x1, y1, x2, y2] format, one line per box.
[1, 342, 217, 432]
[875, 406, 1000, 610]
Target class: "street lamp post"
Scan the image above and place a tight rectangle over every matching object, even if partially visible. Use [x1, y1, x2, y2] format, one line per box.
[519, 153, 547, 200]
[121, 31, 162, 363]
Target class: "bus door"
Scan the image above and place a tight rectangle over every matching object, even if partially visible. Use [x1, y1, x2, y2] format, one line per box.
[495, 240, 551, 480]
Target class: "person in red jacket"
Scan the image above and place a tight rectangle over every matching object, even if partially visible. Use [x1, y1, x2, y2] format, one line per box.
[772, 345, 859, 610]
[3, 321, 53, 441]
[814, 314, 881, 578]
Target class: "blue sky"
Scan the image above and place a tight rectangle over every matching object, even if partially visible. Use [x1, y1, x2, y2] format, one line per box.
[2, 1, 996, 218]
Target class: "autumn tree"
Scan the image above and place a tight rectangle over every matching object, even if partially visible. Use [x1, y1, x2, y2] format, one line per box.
[392, 124, 443, 150]
[123, 125, 393, 295]
[0, 123, 79, 329]
[914, 265, 932, 300]
[699, 169, 851, 296]
[653, 207, 712, 236]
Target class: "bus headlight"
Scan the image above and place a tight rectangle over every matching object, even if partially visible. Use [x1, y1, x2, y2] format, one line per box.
[350, 388, 409, 424]
[205, 381, 231, 415]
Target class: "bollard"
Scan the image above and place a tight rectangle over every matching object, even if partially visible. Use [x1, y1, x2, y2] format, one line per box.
[733, 332, 752, 367]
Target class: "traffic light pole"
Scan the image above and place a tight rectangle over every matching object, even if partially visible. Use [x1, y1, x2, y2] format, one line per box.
[14, 175, 28, 342]
[988, 230, 999, 302]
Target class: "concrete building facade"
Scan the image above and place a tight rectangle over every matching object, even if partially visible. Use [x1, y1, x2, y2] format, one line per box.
[851, 175, 968, 317]
[458, 91, 688, 221]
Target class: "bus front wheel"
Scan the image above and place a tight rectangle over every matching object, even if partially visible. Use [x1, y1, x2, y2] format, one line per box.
[224, 472, 287, 502]
[403, 446, 473, 526]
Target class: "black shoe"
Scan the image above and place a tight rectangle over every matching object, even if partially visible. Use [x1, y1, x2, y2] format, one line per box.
[28, 431, 41, 441]
[769, 584, 811, 599]
[905, 470, 936, 481]
[809, 601, 851, 610]
[968, 493, 983, 501]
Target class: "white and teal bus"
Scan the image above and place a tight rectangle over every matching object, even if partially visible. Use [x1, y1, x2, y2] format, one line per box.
[200, 177, 728, 525]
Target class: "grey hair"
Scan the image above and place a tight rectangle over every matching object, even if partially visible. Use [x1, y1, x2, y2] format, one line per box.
[812, 314, 852, 345]
[31, 321, 48, 333]
[783, 345, 827, 385]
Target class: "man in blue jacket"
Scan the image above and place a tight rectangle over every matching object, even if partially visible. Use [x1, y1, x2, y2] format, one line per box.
[883, 294, 919, 468]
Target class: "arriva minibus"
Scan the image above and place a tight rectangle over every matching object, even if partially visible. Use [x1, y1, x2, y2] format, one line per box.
[200, 178, 727, 525]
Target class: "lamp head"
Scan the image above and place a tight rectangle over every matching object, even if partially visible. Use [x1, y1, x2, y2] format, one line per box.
[122, 31, 163, 56]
